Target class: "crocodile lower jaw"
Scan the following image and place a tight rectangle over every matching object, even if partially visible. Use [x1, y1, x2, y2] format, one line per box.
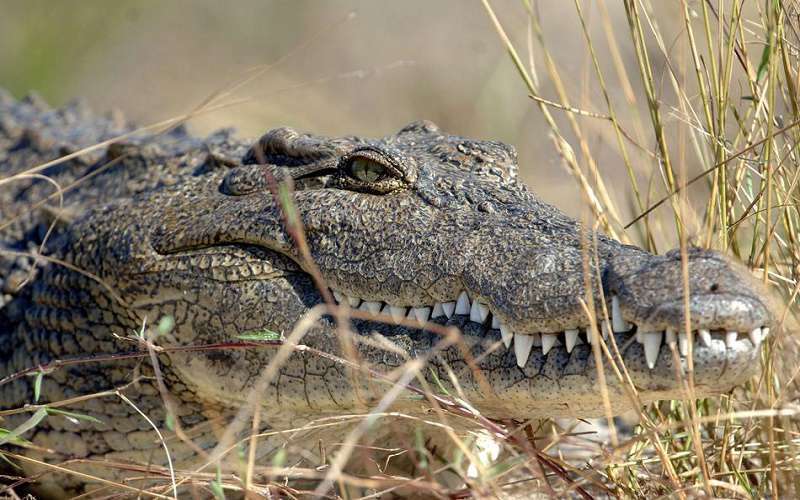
[330, 288, 769, 371]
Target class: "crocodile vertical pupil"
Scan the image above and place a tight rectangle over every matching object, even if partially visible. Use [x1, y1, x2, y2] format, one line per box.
[349, 158, 385, 182]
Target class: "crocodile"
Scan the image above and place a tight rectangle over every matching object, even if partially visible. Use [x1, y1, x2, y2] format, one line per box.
[0, 90, 772, 496]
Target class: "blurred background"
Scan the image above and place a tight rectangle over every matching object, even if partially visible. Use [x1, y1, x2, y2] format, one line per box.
[1, 1, 701, 226]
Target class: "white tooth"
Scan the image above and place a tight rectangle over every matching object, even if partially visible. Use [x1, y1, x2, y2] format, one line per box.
[642, 331, 662, 369]
[470, 300, 489, 323]
[678, 332, 689, 356]
[347, 296, 361, 307]
[431, 302, 445, 318]
[514, 333, 535, 368]
[469, 300, 481, 322]
[389, 306, 407, 323]
[725, 330, 738, 347]
[455, 291, 471, 315]
[479, 303, 489, 322]
[500, 324, 514, 348]
[541, 333, 558, 354]
[332, 291, 343, 303]
[665, 328, 677, 346]
[699, 329, 712, 347]
[601, 322, 610, 339]
[381, 304, 403, 322]
[406, 309, 416, 320]
[749, 327, 762, 347]
[762, 327, 770, 338]
[441, 301, 456, 318]
[360, 301, 382, 314]
[611, 296, 628, 332]
[412, 306, 431, 324]
[564, 329, 579, 353]
[491, 315, 500, 329]
[635, 330, 643, 344]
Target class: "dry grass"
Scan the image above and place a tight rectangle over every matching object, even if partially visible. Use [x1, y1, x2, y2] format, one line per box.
[1, 1, 800, 498]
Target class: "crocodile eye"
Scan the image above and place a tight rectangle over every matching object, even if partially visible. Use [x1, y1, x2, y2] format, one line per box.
[336, 147, 411, 194]
[347, 157, 387, 183]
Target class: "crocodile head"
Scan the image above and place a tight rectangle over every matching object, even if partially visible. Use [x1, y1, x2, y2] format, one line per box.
[124, 120, 773, 419]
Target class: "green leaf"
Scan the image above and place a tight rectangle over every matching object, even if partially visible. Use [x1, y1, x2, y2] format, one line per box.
[484, 455, 526, 480]
[165, 412, 175, 432]
[271, 447, 287, 468]
[210, 465, 225, 500]
[756, 33, 772, 82]
[428, 368, 451, 397]
[414, 427, 428, 470]
[158, 315, 175, 336]
[0, 451, 22, 470]
[45, 408, 103, 425]
[33, 371, 44, 403]
[236, 328, 282, 342]
[277, 182, 299, 228]
[0, 428, 33, 447]
[0, 407, 48, 447]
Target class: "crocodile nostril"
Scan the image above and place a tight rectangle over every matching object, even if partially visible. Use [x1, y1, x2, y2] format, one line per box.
[710, 283, 719, 292]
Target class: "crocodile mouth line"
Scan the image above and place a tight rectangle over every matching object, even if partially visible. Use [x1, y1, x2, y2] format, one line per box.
[330, 289, 769, 371]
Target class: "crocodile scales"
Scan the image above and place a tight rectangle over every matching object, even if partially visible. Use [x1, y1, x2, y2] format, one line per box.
[0, 91, 772, 495]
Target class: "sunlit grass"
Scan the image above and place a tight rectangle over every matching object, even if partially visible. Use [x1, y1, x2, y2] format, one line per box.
[480, 0, 800, 497]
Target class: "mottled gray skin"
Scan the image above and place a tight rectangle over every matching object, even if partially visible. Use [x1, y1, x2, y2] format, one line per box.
[0, 91, 771, 494]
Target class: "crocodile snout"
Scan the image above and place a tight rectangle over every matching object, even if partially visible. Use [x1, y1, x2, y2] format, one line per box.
[606, 246, 773, 370]
[647, 293, 770, 333]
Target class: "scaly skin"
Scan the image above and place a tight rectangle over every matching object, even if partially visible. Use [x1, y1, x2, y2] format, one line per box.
[0, 91, 772, 495]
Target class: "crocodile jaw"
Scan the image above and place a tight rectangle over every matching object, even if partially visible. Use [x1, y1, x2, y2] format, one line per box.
[324, 290, 766, 419]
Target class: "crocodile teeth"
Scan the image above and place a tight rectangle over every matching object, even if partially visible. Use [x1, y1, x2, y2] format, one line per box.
[601, 322, 610, 339]
[347, 296, 361, 307]
[332, 291, 344, 303]
[500, 324, 513, 348]
[381, 304, 406, 324]
[360, 301, 382, 314]
[611, 296, 630, 332]
[455, 291, 471, 315]
[665, 328, 677, 346]
[390, 306, 407, 323]
[642, 331, 662, 369]
[514, 333, 535, 368]
[698, 329, 712, 347]
[541, 333, 558, 355]
[635, 330, 643, 344]
[412, 306, 431, 324]
[564, 329, 579, 352]
[725, 330, 737, 347]
[678, 332, 689, 356]
[470, 300, 490, 323]
[441, 301, 456, 318]
[762, 327, 770, 338]
[491, 315, 500, 329]
[431, 302, 445, 318]
[749, 327, 762, 347]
